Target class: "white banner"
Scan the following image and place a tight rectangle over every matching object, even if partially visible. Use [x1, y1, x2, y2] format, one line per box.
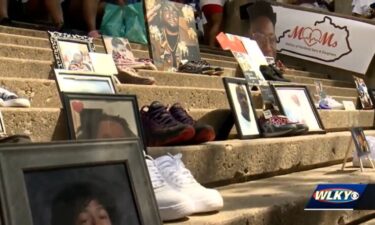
[273, 6, 375, 74]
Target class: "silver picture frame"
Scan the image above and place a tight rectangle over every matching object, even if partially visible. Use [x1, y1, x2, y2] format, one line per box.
[48, 31, 95, 71]
[0, 139, 161, 225]
[54, 69, 117, 95]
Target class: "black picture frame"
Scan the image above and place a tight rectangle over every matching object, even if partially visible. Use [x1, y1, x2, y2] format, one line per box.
[271, 84, 326, 134]
[222, 77, 261, 139]
[0, 139, 161, 225]
[62, 92, 146, 150]
[48, 31, 95, 71]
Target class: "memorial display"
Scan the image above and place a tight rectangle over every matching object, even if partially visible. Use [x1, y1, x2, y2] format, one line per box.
[354, 76, 373, 109]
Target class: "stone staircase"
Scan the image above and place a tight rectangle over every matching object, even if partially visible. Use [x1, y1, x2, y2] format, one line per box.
[1, 25, 375, 224]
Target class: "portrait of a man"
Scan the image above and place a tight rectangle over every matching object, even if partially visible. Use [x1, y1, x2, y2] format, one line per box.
[145, 0, 200, 71]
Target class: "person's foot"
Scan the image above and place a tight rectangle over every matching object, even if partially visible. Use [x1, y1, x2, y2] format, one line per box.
[0, 17, 12, 26]
[116, 67, 155, 85]
[87, 30, 101, 38]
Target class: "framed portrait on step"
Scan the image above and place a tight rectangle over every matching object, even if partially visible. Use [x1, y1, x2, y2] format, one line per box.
[0, 139, 161, 225]
[48, 31, 95, 72]
[353, 76, 373, 109]
[271, 85, 325, 134]
[62, 92, 145, 150]
[223, 77, 260, 139]
[54, 69, 117, 96]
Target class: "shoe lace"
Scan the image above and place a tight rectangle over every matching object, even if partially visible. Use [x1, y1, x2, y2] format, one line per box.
[0, 87, 16, 101]
[171, 106, 195, 125]
[148, 105, 180, 127]
[145, 155, 165, 188]
[160, 153, 197, 187]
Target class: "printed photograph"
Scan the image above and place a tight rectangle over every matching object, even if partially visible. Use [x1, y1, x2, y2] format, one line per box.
[354, 76, 373, 109]
[24, 164, 141, 225]
[226, 82, 259, 137]
[351, 127, 371, 157]
[145, 0, 200, 71]
[68, 98, 138, 140]
[103, 36, 136, 62]
[58, 41, 94, 72]
[275, 87, 322, 131]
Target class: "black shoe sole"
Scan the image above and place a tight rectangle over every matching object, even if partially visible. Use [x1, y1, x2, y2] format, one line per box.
[262, 127, 297, 138]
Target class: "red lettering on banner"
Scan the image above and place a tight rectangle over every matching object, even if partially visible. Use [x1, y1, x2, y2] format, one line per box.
[287, 26, 337, 48]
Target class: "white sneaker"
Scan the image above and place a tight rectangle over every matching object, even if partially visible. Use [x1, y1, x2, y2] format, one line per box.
[0, 87, 30, 107]
[319, 96, 344, 110]
[155, 153, 224, 214]
[145, 156, 195, 221]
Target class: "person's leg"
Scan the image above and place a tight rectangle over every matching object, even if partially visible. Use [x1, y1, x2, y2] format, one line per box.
[43, 0, 64, 28]
[202, 4, 224, 48]
[68, 0, 100, 36]
[0, 0, 8, 20]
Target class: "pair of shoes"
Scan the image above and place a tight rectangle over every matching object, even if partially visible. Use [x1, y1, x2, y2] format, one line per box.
[178, 60, 224, 76]
[147, 153, 224, 221]
[116, 66, 155, 85]
[318, 96, 344, 110]
[140, 102, 215, 146]
[259, 65, 290, 82]
[0, 87, 30, 107]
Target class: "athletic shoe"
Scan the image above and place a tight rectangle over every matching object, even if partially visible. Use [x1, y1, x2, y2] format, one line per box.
[318, 96, 344, 110]
[140, 101, 195, 146]
[178, 60, 223, 76]
[169, 103, 215, 144]
[0, 87, 30, 107]
[259, 114, 297, 137]
[260, 65, 290, 82]
[146, 156, 195, 221]
[269, 109, 309, 135]
[155, 153, 224, 213]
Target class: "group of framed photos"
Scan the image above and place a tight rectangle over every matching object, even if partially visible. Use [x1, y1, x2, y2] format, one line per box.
[223, 77, 325, 139]
[0, 32, 163, 225]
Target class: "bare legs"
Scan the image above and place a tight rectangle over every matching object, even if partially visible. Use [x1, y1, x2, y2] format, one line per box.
[204, 12, 223, 48]
[69, 0, 101, 34]
[44, 0, 64, 28]
[0, 0, 8, 20]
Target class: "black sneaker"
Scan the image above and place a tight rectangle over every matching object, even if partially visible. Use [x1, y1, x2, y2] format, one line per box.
[260, 65, 290, 82]
[258, 114, 297, 137]
[169, 103, 216, 144]
[140, 101, 195, 147]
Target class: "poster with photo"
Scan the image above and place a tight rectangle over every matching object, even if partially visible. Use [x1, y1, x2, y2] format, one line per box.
[353, 76, 373, 109]
[145, 0, 201, 71]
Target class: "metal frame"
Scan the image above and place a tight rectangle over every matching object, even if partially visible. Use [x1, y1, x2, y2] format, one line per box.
[0, 139, 161, 225]
[48, 31, 95, 70]
[62, 92, 146, 150]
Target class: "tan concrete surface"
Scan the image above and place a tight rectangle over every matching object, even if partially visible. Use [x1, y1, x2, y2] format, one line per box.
[150, 131, 375, 184]
[362, 219, 375, 225]
[284, 69, 330, 79]
[166, 164, 375, 225]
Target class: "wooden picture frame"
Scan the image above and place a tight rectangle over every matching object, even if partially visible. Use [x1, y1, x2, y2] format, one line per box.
[48, 31, 95, 71]
[271, 85, 325, 134]
[54, 69, 117, 95]
[62, 92, 145, 150]
[223, 77, 261, 139]
[0, 139, 161, 225]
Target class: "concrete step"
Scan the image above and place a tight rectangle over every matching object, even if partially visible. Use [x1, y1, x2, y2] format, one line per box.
[164, 164, 375, 225]
[5, 107, 372, 142]
[285, 68, 330, 79]
[0, 31, 237, 68]
[0, 77, 359, 110]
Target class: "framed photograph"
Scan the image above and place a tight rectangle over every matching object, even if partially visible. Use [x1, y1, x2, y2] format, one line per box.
[62, 93, 145, 149]
[223, 77, 260, 139]
[351, 127, 371, 157]
[144, 0, 201, 71]
[0, 139, 161, 225]
[354, 76, 373, 109]
[54, 69, 117, 95]
[48, 31, 95, 72]
[271, 85, 325, 134]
